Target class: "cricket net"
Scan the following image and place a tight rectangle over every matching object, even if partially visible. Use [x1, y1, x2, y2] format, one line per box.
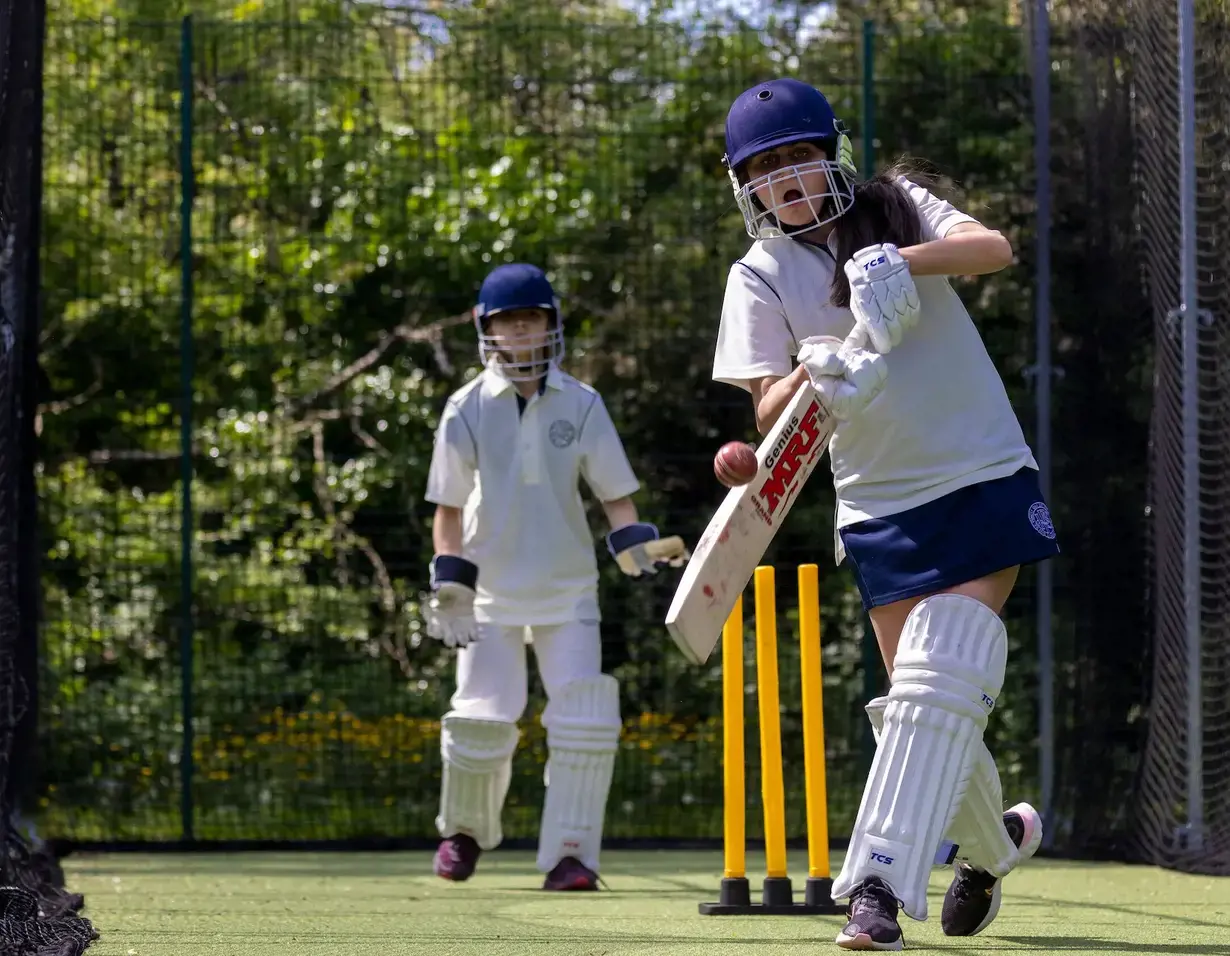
[0, 0, 98, 949]
[1060, 0, 1230, 873]
[1129, 0, 1230, 874]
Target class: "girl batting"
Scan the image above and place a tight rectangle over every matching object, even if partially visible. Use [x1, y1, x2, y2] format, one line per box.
[712, 78, 1059, 951]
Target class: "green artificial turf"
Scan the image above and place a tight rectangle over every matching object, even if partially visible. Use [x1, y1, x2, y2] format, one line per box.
[62, 849, 1230, 955]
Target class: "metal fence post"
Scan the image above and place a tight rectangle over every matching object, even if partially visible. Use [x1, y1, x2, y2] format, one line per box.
[1177, 0, 1203, 853]
[178, 13, 196, 845]
[1031, 0, 1055, 846]
[861, 20, 876, 176]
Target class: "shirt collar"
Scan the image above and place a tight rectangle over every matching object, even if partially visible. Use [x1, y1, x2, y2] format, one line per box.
[481, 365, 563, 398]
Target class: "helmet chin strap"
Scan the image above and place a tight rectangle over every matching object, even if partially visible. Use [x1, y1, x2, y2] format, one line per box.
[781, 218, 824, 237]
[762, 192, 839, 239]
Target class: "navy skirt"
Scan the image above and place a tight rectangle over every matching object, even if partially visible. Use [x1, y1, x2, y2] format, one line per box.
[839, 466, 1060, 611]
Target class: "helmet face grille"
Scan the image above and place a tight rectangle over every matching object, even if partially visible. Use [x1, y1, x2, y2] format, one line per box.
[730, 159, 855, 240]
[477, 326, 565, 382]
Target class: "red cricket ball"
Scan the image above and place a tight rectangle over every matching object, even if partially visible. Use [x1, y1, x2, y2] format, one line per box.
[714, 441, 758, 488]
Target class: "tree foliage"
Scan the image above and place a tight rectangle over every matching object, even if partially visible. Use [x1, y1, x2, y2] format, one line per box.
[35, 0, 1153, 847]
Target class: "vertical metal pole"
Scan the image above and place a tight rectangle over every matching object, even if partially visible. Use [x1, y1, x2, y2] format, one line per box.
[861, 20, 876, 176]
[859, 19, 879, 772]
[1031, 0, 1055, 845]
[178, 14, 196, 844]
[1177, 0, 1203, 850]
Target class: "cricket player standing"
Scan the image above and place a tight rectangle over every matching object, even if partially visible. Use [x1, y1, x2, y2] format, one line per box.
[711, 79, 1060, 949]
[422, 262, 689, 891]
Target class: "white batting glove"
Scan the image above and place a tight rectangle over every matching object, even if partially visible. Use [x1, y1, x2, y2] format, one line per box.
[844, 243, 921, 354]
[796, 335, 888, 421]
[423, 555, 481, 648]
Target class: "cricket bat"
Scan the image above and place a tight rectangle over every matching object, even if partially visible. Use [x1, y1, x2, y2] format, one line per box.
[662, 320, 873, 666]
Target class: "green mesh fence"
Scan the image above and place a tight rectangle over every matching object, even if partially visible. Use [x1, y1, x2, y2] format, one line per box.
[33, 8, 1157, 858]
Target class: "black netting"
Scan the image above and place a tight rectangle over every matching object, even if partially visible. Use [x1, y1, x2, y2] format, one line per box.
[0, 0, 97, 950]
[1130, 0, 1230, 872]
[26, 0, 1230, 878]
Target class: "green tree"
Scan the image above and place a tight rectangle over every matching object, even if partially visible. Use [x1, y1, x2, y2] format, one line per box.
[38, 0, 1140, 844]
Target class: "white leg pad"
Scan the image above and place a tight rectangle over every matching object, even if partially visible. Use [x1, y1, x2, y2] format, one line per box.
[436, 715, 520, 851]
[954, 739, 1026, 877]
[865, 697, 1022, 875]
[832, 594, 1008, 920]
[865, 696, 965, 868]
[536, 675, 621, 873]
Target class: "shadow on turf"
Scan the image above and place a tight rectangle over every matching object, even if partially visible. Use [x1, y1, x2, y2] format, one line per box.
[999, 938, 1230, 953]
[72, 856, 721, 892]
[1010, 890, 1229, 933]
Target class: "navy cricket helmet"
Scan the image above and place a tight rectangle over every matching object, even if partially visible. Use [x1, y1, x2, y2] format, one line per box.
[722, 79, 858, 240]
[473, 263, 564, 381]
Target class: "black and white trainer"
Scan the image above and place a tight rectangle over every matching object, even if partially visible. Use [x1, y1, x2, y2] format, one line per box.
[941, 801, 1043, 937]
[835, 877, 903, 951]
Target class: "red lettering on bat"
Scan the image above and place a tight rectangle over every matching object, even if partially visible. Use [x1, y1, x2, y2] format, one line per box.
[756, 401, 823, 517]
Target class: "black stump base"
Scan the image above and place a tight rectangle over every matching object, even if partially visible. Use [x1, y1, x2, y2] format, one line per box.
[698, 875, 845, 916]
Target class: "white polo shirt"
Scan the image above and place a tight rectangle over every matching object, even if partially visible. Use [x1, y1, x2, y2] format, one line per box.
[425, 366, 641, 625]
[712, 178, 1038, 532]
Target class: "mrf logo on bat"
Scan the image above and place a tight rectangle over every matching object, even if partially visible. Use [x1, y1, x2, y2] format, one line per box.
[751, 398, 829, 525]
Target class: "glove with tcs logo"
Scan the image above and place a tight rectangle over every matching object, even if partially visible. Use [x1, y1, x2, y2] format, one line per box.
[844, 242, 922, 355]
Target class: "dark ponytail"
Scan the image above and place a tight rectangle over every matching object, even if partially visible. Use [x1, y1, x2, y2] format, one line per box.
[829, 159, 941, 308]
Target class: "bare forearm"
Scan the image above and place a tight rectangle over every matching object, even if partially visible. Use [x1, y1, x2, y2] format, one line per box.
[602, 496, 639, 531]
[432, 506, 464, 555]
[898, 230, 1013, 277]
[754, 365, 810, 435]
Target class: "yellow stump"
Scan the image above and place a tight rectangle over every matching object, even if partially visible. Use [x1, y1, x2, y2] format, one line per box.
[721, 595, 746, 881]
[699, 564, 844, 916]
[754, 566, 788, 881]
[798, 564, 831, 880]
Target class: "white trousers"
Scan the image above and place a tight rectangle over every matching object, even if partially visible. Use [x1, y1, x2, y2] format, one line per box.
[448, 620, 603, 722]
[437, 619, 621, 872]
